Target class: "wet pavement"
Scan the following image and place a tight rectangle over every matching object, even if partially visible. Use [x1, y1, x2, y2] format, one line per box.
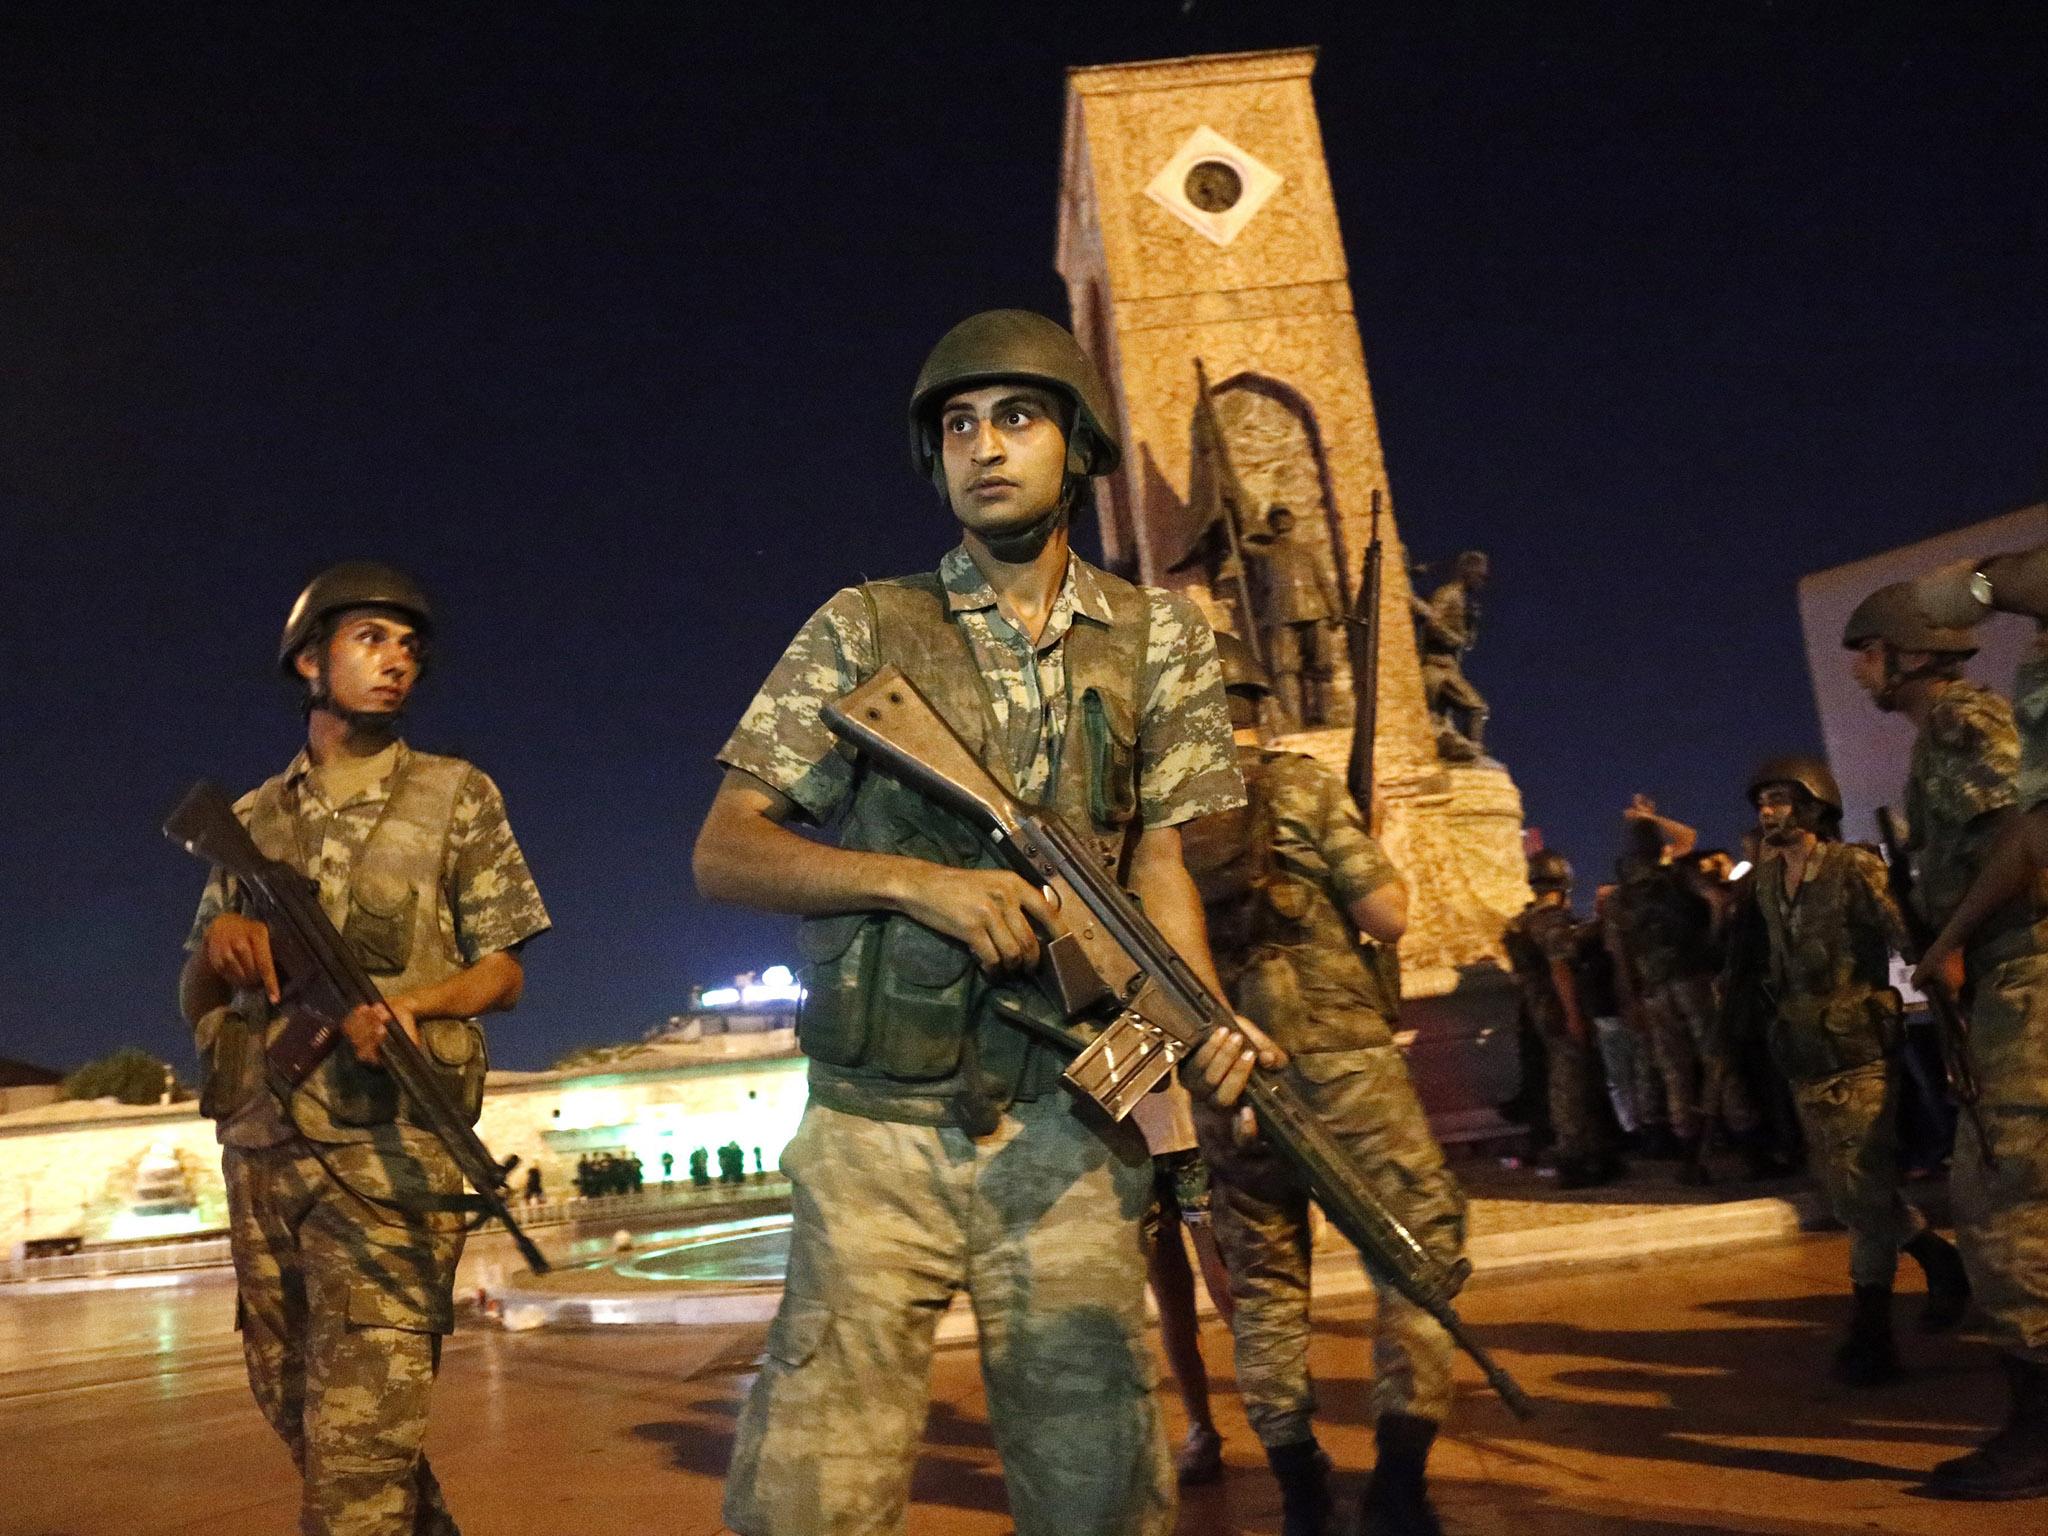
[5, 1230, 2042, 1535]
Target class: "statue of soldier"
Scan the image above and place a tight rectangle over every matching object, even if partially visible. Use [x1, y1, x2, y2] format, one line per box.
[1739, 754, 1971, 1386]
[178, 563, 550, 1536]
[693, 310, 1277, 1536]
[1505, 851, 1625, 1189]
[1413, 551, 1489, 758]
[1606, 817, 1769, 1175]
[1243, 503, 1342, 728]
[1184, 631, 1465, 1536]
[1851, 572, 2048, 1498]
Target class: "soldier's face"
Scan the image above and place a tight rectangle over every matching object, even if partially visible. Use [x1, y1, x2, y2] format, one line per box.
[1755, 785, 1802, 844]
[1848, 639, 1894, 708]
[300, 607, 422, 717]
[938, 384, 1069, 538]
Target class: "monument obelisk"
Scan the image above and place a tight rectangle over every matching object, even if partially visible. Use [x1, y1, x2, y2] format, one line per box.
[1056, 47, 1531, 1001]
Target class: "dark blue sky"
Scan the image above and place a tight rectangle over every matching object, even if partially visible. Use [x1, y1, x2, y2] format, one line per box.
[4, 2, 2043, 1071]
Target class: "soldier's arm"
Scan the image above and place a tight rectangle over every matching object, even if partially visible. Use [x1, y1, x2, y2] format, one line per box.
[1548, 955, 1590, 1043]
[1126, 822, 1286, 1106]
[1915, 807, 2040, 982]
[1623, 794, 1697, 858]
[692, 768, 1054, 974]
[1915, 548, 2048, 626]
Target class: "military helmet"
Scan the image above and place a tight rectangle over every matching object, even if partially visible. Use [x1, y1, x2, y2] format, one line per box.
[1214, 630, 1272, 696]
[1528, 849, 1573, 892]
[278, 561, 433, 678]
[1840, 581, 1976, 656]
[908, 310, 1121, 480]
[1746, 753, 1843, 813]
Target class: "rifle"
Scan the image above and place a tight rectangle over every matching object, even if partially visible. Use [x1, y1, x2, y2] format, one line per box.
[1346, 490, 1385, 821]
[823, 668, 1536, 1420]
[1875, 806, 1995, 1170]
[165, 781, 552, 1272]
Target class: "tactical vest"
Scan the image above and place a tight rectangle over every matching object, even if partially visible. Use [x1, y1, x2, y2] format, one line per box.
[1184, 747, 1397, 1055]
[205, 751, 488, 1144]
[1756, 844, 1900, 1084]
[793, 568, 1152, 1128]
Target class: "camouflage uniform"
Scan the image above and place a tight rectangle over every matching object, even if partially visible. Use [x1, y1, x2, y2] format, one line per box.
[1190, 748, 1466, 1443]
[1608, 864, 1755, 1143]
[1504, 898, 1614, 1168]
[1912, 678, 2048, 1365]
[187, 745, 549, 1536]
[1753, 841, 1924, 1285]
[716, 545, 1242, 1536]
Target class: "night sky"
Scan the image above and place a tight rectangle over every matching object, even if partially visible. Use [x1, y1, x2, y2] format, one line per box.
[4, 3, 2044, 1073]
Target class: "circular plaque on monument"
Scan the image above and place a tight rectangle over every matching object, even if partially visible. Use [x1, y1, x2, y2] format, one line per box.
[1183, 159, 1244, 213]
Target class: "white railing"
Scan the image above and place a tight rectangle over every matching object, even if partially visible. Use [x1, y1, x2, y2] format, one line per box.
[3, 1175, 793, 1287]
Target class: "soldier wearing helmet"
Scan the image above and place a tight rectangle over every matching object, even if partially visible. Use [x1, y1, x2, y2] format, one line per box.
[178, 563, 549, 1535]
[697, 311, 1272, 1536]
[1738, 753, 1971, 1388]
[1178, 629, 1462, 1536]
[1506, 849, 1626, 1192]
[1855, 564, 2048, 1499]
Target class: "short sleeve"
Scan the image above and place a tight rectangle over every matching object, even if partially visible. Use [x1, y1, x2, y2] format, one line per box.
[716, 589, 878, 823]
[1924, 693, 2020, 827]
[1135, 591, 1245, 827]
[1310, 769, 1402, 912]
[448, 770, 551, 962]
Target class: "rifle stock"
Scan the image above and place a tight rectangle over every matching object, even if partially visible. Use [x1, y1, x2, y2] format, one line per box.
[165, 780, 552, 1273]
[824, 667, 1536, 1419]
[1874, 807, 1994, 1170]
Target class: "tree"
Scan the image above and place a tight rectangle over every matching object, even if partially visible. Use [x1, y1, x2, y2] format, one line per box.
[62, 1047, 190, 1105]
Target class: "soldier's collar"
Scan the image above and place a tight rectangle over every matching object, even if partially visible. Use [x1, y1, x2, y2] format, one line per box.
[284, 739, 411, 799]
[937, 545, 1112, 626]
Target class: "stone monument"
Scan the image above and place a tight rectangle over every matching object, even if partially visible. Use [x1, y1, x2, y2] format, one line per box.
[1056, 47, 1530, 1004]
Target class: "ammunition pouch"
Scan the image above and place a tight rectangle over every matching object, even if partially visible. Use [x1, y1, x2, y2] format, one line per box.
[195, 1003, 266, 1123]
[795, 911, 978, 1081]
[1081, 686, 1138, 829]
[421, 1018, 488, 1124]
[1769, 988, 1900, 1085]
[342, 874, 418, 975]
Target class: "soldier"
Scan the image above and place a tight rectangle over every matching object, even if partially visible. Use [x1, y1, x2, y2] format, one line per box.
[1859, 566, 2048, 1498]
[1607, 816, 1769, 1175]
[1505, 851, 1625, 1189]
[1186, 632, 1466, 1536]
[692, 309, 1274, 1536]
[1739, 755, 1970, 1385]
[1414, 550, 1489, 757]
[177, 563, 550, 1536]
[1244, 503, 1342, 728]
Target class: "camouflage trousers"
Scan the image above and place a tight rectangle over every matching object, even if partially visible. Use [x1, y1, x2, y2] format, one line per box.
[723, 1096, 1172, 1536]
[1545, 1027, 1615, 1164]
[222, 1135, 464, 1536]
[1954, 951, 2048, 1363]
[1639, 975, 1755, 1143]
[1790, 1062, 1925, 1287]
[1196, 1046, 1467, 1443]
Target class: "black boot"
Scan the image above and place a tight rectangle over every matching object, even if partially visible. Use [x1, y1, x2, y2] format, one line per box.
[1831, 1283, 1899, 1387]
[1265, 1437, 1333, 1536]
[1903, 1230, 1972, 1332]
[1360, 1413, 1443, 1536]
[1925, 1355, 2048, 1500]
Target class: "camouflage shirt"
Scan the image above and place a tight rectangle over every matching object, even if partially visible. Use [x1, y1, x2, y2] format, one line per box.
[1905, 679, 2019, 929]
[719, 544, 1244, 826]
[1419, 581, 1474, 659]
[1607, 865, 1718, 988]
[1246, 750, 1402, 1035]
[2013, 648, 2048, 811]
[1755, 841, 1905, 1006]
[1504, 898, 1578, 1033]
[187, 742, 550, 965]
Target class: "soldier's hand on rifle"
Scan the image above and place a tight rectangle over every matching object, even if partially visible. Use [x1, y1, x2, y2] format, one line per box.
[1186, 1014, 1287, 1120]
[342, 996, 421, 1068]
[203, 912, 281, 1004]
[1912, 942, 1966, 1000]
[895, 866, 1058, 975]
